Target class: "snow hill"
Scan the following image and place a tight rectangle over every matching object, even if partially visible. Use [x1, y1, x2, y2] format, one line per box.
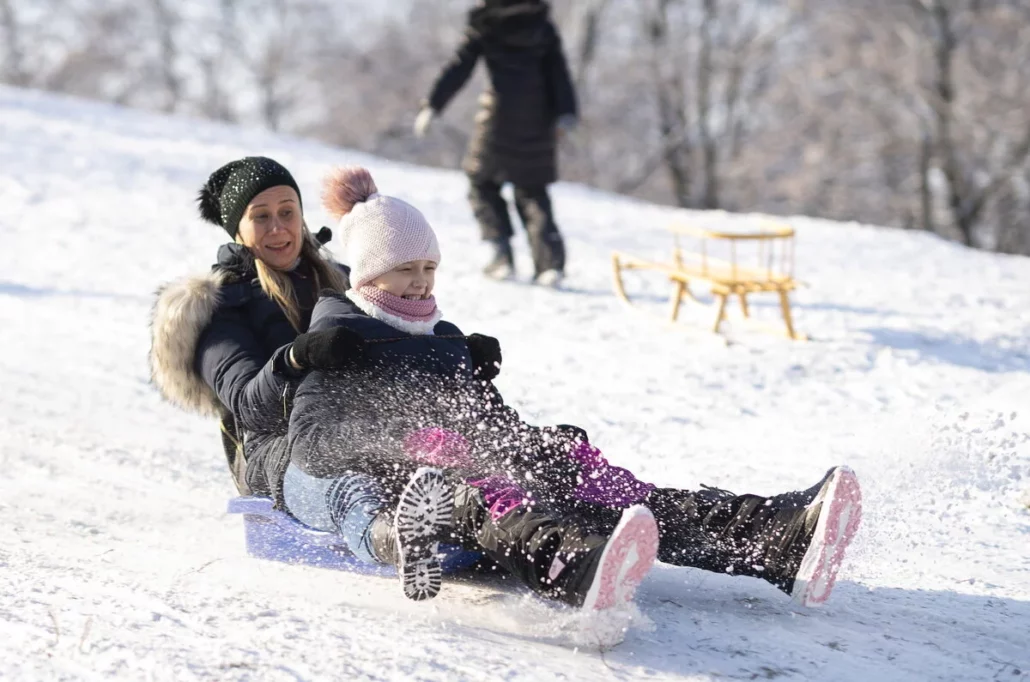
[1, 85, 1028, 681]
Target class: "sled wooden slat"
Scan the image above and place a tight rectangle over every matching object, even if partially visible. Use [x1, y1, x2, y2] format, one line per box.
[612, 222, 804, 340]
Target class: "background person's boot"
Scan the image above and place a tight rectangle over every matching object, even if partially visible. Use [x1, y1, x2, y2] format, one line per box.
[483, 239, 515, 280]
[534, 269, 563, 288]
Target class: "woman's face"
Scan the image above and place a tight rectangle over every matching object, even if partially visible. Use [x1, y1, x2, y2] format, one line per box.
[371, 260, 437, 299]
[236, 186, 304, 270]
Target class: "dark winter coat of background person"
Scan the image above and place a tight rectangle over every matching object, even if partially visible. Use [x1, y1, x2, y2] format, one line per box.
[426, 1, 577, 188]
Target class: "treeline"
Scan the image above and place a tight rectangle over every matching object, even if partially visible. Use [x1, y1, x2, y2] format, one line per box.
[3, 0, 1028, 253]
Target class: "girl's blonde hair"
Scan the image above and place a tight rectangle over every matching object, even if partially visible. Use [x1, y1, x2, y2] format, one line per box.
[247, 225, 349, 331]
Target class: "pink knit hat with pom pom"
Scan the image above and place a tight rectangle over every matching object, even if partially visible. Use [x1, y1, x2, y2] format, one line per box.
[322, 166, 441, 288]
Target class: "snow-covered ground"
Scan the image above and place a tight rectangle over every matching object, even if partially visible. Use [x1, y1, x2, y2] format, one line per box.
[1, 85, 1028, 681]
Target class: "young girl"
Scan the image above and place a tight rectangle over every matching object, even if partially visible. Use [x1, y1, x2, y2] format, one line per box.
[280, 166, 660, 607]
[282, 167, 863, 611]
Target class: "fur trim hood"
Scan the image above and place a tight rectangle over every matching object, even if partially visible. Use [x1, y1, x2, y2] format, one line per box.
[149, 270, 229, 416]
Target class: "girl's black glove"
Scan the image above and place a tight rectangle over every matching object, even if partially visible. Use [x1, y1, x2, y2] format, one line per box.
[466, 333, 502, 381]
[290, 327, 365, 370]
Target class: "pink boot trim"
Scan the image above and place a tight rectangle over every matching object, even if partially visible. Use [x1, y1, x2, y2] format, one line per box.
[581, 505, 659, 611]
[791, 467, 863, 607]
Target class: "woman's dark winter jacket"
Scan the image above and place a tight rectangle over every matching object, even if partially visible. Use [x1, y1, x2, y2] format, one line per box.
[150, 243, 347, 501]
[194, 244, 319, 432]
[426, 1, 577, 187]
[288, 292, 582, 501]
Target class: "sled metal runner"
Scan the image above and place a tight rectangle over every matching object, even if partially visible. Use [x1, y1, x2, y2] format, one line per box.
[612, 222, 804, 340]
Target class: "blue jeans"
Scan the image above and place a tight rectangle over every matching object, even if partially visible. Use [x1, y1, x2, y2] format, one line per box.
[282, 463, 387, 563]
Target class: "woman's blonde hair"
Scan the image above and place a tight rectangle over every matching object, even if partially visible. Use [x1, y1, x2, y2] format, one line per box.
[248, 225, 349, 331]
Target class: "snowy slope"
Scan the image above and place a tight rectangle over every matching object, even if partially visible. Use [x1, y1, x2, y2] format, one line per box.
[1, 84, 1028, 681]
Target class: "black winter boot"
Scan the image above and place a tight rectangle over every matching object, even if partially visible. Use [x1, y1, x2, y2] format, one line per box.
[452, 484, 658, 609]
[646, 467, 862, 606]
[573, 505, 660, 611]
[760, 466, 863, 606]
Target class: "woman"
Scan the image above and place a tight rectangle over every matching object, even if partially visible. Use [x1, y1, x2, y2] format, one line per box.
[151, 157, 474, 604]
[150, 156, 350, 504]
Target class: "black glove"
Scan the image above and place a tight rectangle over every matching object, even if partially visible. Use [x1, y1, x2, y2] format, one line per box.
[289, 327, 366, 370]
[466, 333, 502, 381]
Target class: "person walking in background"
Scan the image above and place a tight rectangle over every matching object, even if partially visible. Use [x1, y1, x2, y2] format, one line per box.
[414, 0, 577, 287]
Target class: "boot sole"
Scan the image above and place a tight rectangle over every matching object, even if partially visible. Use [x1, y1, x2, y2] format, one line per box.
[396, 467, 455, 602]
[791, 466, 863, 607]
[581, 505, 659, 611]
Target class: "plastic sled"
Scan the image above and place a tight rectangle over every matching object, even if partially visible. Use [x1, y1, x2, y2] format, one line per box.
[228, 496, 482, 576]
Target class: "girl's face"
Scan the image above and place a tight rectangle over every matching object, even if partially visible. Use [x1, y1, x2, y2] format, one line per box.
[236, 186, 304, 270]
[371, 260, 437, 300]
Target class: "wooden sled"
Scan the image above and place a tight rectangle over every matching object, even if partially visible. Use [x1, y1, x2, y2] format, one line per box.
[612, 221, 805, 340]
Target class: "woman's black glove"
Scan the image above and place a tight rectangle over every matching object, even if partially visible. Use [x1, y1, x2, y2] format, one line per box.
[289, 327, 366, 370]
[466, 333, 502, 381]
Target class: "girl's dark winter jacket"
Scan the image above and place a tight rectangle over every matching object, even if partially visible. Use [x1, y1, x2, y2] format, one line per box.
[288, 292, 581, 500]
[150, 243, 347, 499]
[426, 1, 576, 187]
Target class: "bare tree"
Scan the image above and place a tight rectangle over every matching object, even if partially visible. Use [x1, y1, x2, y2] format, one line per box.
[0, 0, 29, 85]
[696, 0, 717, 208]
[639, 0, 692, 207]
[230, 0, 333, 131]
[190, 0, 239, 122]
[302, 0, 472, 167]
[548, 0, 612, 186]
[148, 0, 182, 113]
[41, 3, 148, 104]
[829, 1, 1028, 241]
[3, 0, 1029, 254]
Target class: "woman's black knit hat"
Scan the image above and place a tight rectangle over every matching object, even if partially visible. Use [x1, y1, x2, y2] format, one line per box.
[197, 156, 302, 238]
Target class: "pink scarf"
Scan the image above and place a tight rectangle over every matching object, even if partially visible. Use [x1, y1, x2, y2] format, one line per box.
[357, 285, 438, 322]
